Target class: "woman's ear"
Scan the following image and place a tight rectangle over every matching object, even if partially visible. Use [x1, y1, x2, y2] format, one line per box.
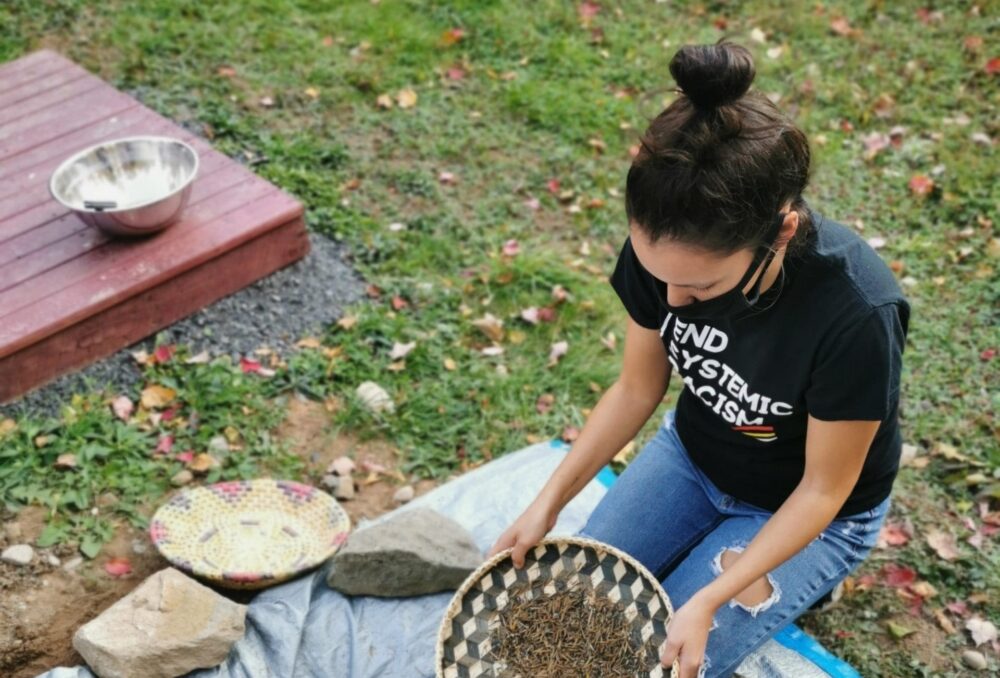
[776, 210, 799, 249]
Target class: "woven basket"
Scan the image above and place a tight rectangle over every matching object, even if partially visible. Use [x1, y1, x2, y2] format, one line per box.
[436, 536, 679, 677]
[149, 478, 351, 590]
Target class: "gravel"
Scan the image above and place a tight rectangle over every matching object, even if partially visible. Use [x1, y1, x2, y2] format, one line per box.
[1, 232, 365, 420]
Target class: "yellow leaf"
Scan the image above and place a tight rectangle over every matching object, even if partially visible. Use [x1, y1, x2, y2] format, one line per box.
[337, 316, 358, 330]
[375, 93, 394, 109]
[0, 418, 16, 437]
[304, 86, 320, 99]
[188, 453, 219, 473]
[140, 385, 176, 410]
[508, 330, 527, 345]
[34, 435, 50, 448]
[613, 441, 635, 464]
[387, 360, 406, 372]
[443, 358, 457, 371]
[397, 88, 418, 108]
[224, 426, 241, 444]
[296, 337, 322, 349]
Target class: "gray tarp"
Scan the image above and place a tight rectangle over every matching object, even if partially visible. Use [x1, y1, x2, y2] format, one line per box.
[38, 440, 857, 678]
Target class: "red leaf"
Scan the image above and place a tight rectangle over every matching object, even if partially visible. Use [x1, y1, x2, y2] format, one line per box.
[908, 174, 935, 196]
[154, 435, 174, 456]
[160, 407, 179, 422]
[878, 522, 911, 547]
[152, 344, 176, 364]
[391, 295, 410, 311]
[882, 562, 917, 588]
[578, 2, 600, 20]
[980, 348, 996, 361]
[104, 557, 133, 577]
[502, 239, 521, 257]
[546, 178, 561, 195]
[985, 57, 1000, 75]
[365, 284, 382, 298]
[537, 307, 557, 323]
[240, 357, 262, 373]
[446, 66, 466, 80]
[946, 600, 970, 616]
[175, 450, 194, 464]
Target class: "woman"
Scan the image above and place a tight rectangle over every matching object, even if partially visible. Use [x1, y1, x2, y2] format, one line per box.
[487, 40, 910, 678]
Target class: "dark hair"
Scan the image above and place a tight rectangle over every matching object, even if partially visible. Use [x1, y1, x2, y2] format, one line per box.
[625, 39, 814, 256]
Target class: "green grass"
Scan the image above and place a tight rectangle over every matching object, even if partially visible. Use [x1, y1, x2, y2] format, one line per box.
[0, 1, 997, 674]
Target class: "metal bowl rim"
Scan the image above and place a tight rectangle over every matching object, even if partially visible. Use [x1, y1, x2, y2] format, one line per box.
[48, 135, 200, 214]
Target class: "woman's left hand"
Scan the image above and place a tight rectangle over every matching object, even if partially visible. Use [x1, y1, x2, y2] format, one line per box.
[659, 594, 717, 678]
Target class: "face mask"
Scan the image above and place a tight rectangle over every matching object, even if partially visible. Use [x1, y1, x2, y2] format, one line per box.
[664, 212, 785, 322]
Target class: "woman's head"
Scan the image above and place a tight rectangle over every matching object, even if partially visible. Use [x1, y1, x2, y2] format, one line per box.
[625, 39, 813, 263]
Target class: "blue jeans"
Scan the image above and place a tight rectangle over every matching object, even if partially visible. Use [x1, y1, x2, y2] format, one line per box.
[575, 410, 890, 678]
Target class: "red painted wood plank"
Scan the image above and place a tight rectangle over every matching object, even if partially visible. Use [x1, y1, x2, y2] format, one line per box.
[0, 154, 240, 283]
[0, 106, 153, 181]
[0, 189, 303, 358]
[0, 74, 104, 128]
[0, 124, 215, 235]
[0, 67, 91, 117]
[0, 216, 310, 404]
[0, 51, 64, 94]
[0, 85, 138, 152]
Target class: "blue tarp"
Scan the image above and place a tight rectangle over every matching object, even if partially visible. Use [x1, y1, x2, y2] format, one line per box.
[37, 440, 859, 678]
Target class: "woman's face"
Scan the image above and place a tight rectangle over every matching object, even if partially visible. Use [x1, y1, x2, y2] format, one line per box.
[628, 224, 764, 308]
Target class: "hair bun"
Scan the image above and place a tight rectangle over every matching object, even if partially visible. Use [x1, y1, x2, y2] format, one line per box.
[669, 41, 756, 109]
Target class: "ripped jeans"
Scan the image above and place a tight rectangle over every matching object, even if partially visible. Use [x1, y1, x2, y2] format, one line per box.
[575, 409, 890, 678]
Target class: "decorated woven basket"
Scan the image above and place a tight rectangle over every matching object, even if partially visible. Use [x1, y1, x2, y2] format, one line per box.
[436, 536, 679, 677]
[149, 478, 351, 590]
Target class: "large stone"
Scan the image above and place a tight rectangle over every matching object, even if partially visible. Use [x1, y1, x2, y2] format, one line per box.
[326, 507, 483, 597]
[73, 567, 247, 678]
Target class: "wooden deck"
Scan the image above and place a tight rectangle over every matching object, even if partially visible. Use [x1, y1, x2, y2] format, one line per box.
[0, 50, 311, 403]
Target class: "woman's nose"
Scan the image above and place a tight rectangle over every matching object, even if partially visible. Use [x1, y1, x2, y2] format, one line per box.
[666, 286, 696, 307]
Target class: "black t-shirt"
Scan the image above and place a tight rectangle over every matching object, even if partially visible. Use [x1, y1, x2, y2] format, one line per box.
[609, 209, 910, 518]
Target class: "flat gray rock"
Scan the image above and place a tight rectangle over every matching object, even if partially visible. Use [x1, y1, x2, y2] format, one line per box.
[73, 567, 247, 678]
[326, 507, 483, 597]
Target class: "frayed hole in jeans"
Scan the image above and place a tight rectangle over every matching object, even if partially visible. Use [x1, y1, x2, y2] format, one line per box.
[712, 545, 782, 618]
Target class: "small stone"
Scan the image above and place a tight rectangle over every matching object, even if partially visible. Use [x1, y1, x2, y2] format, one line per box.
[328, 455, 356, 476]
[321, 474, 340, 490]
[962, 650, 987, 671]
[63, 555, 84, 571]
[334, 479, 355, 501]
[392, 485, 415, 504]
[171, 470, 194, 487]
[132, 538, 149, 555]
[1, 544, 35, 566]
[46, 553, 61, 567]
[208, 435, 230, 455]
[355, 381, 395, 414]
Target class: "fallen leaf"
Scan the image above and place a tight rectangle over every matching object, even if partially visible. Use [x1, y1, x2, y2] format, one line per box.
[877, 521, 911, 547]
[112, 395, 134, 421]
[886, 620, 916, 640]
[600, 331, 617, 351]
[391, 295, 410, 311]
[980, 348, 996, 361]
[443, 358, 457, 371]
[240, 357, 262, 373]
[520, 307, 540, 325]
[472, 313, 505, 342]
[54, 453, 77, 470]
[966, 617, 999, 646]
[304, 86, 320, 99]
[438, 170, 456, 185]
[502, 239, 520, 256]
[216, 65, 236, 78]
[154, 435, 174, 456]
[296, 337, 322, 349]
[389, 341, 417, 360]
[829, 16, 854, 37]
[104, 557, 133, 577]
[548, 340, 569, 367]
[911, 581, 938, 599]
[985, 57, 1000, 76]
[481, 346, 504, 357]
[932, 607, 957, 634]
[535, 393, 555, 414]
[185, 350, 210, 364]
[613, 441, 636, 464]
[908, 174, 935, 196]
[376, 93, 394, 109]
[188, 453, 219, 473]
[440, 27, 465, 47]
[546, 178, 561, 194]
[926, 529, 960, 561]
[175, 450, 194, 464]
[537, 307, 557, 323]
[551, 285, 568, 303]
[561, 426, 580, 443]
[152, 344, 176, 364]
[882, 562, 917, 587]
[337, 316, 358, 330]
[140, 385, 176, 409]
[0, 418, 15, 437]
[397, 88, 418, 108]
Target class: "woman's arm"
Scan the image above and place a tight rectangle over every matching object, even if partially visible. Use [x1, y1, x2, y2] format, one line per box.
[535, 316, 672, 516]
[659, 416, 881, 675]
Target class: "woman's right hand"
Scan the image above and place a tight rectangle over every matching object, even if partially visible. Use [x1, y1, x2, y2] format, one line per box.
[486, 499, 559, 568]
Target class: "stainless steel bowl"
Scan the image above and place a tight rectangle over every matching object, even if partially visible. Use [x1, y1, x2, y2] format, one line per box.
[49, 135, 199, 237]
